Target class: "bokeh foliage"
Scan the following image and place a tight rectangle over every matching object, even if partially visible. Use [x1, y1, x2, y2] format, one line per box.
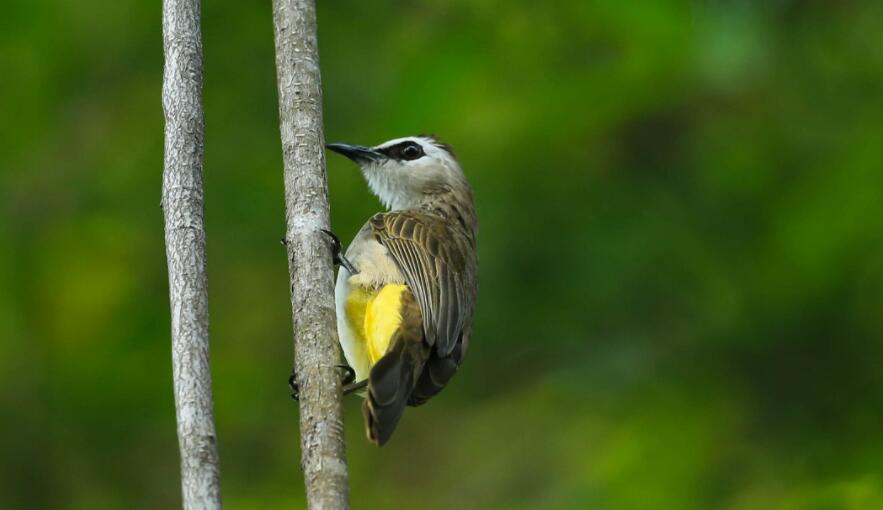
[1, 1, 882, 509]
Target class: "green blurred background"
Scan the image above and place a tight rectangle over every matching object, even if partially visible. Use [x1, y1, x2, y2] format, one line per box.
[2, 1, 883, 508]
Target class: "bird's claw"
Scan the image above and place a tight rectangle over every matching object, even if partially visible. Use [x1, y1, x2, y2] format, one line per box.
[343, 379, 368, 396]
[336, 364, 368, 395]
[321, 228, 342, 252]
[288, 365, 362, 402]
[288, 372, 299, 401]
[336, 364, 356, 386]
[320, 229, 359, 274]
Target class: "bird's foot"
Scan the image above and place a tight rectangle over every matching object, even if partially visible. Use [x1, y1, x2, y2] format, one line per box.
[343, 379, 368, 396]
[288, 365, 361, 401]
[337, 364, 356, 386]
[320, 229, 359, 275]
[338, 364, 368, 395]
[288, 371, 300, 401]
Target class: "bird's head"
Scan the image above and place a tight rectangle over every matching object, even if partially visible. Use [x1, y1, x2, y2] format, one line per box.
[327, 135, 467, 211]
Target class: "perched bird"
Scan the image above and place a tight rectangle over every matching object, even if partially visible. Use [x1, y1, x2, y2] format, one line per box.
[326, 135, 479, 446]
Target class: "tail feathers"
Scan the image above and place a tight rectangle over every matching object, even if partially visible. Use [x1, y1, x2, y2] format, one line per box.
[408, 337, 463, 406]
[363, 341, 421, 446]
[408, 354, 458, 406]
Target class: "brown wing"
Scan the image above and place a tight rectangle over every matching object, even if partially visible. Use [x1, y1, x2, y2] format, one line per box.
[369, 211, 477, 359]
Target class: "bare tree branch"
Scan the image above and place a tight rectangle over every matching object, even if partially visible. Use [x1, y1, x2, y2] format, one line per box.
[271, 1, 351, 508]
[161, 0, 222, 508]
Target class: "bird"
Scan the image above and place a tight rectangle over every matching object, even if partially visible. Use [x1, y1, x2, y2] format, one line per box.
[325, 135, 479, 446]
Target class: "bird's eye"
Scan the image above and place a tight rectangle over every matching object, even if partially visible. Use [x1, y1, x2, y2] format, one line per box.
[401, 143, 423, 160]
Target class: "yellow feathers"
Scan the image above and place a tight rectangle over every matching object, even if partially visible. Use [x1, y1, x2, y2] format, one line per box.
[344, 284, 407, 366]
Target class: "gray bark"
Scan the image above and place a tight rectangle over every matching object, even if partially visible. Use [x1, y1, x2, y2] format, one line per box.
[271, 1, 351, 509]
[161, 0, 222, 508]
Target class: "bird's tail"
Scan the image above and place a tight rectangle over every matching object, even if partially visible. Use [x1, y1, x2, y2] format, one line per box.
[362, 292, 427, 446]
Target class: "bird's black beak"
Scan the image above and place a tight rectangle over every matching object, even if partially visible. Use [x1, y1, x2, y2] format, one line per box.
[326, 143, 383, 164]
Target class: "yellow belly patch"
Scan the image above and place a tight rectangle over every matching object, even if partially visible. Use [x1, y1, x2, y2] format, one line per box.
[345, 284, 407, 366]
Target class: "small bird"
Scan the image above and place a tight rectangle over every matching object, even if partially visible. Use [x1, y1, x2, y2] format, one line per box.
[326, 135, 479, 446]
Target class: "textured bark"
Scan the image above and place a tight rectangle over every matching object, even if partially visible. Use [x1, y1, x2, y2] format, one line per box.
[271, 1, 351, 509]
[161, 0, 222, 508]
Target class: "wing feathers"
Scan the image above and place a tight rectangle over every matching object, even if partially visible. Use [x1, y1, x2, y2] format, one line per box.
[362, 209, 478, 443]
[370, 211, 476, 357]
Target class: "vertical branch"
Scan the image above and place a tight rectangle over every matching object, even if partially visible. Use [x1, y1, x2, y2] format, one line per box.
[271, 1, 350, 508]
[161, 0, 222, 509]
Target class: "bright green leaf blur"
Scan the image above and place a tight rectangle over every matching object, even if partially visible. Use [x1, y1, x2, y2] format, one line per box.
[1, 1, 882, 509]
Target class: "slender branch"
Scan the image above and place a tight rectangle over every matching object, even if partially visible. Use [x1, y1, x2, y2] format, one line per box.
[161, 0, 222, 508]
[271, 1, 350, 508]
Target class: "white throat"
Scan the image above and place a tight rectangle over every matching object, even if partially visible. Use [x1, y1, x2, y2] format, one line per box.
[364, 168, 419, 211]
